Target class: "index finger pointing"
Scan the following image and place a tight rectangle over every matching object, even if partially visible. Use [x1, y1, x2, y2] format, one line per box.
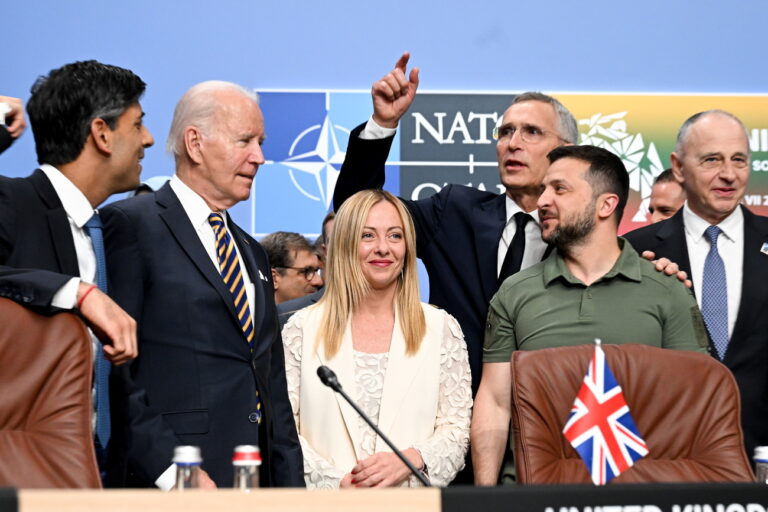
[394, 51, 410, 72]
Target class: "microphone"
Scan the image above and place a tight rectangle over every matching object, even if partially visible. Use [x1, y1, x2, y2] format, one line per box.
[316, 365, 430, 487]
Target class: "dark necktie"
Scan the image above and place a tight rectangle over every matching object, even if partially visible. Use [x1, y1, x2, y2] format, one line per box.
[701, 225, 729, 360]
[84, 212, 111, 448]
[498, 212, 533, 286]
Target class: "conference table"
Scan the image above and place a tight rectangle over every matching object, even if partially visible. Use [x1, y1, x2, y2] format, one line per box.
[6, 483, 768, 512]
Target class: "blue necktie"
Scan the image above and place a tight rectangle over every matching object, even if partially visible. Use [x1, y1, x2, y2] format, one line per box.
[84, 212, 111, 448]
[701, 225, 729, 360]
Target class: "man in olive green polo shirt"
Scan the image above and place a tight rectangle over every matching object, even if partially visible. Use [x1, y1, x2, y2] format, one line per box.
[471, 145, 708, 486]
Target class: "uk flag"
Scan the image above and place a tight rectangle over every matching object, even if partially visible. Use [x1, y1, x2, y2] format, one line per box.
[562, 343, 649, 485]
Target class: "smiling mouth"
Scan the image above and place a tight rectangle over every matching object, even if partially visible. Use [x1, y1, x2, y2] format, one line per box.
[370, 260, 392, 267]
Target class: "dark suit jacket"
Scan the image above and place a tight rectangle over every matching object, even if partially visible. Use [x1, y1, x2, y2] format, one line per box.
[0, 170, 78, 308]
[276, 288, 324, 331]
[102, 184, 304, 488]
[624, 206, 768, 458]
[333, 124, 533, 392]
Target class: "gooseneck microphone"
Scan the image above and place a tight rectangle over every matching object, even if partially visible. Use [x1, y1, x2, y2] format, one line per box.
[316, 365, 430, 487]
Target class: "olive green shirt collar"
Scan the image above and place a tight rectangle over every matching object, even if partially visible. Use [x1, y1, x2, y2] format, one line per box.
[542, 237, 642, 287]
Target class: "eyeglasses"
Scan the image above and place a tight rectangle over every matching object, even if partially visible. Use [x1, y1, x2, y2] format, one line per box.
[276, 266, 321, 281]
[492, 123, 568, 144]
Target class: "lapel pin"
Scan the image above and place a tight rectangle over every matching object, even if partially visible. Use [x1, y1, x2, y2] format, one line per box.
[761, 242, 768, 256]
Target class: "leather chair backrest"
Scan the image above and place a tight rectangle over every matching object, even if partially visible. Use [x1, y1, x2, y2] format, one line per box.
[0, 298, 101, 488]
[510, 343, 754, 484]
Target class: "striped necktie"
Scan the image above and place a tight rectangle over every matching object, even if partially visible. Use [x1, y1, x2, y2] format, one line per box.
[208, 213, 255, 347]
[84, 212, 111, 449]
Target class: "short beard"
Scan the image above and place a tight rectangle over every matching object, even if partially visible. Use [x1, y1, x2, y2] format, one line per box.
[543, 202, 596, 251]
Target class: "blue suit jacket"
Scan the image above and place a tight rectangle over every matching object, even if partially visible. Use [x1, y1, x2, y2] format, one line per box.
[333, 124, 548, 392]
[102, 183, 303, 487]
[624, 206, 768, 459]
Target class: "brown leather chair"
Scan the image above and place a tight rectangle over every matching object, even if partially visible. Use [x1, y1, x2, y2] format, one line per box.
[0, 298, 101, 488]
[510, 343, 754, 484]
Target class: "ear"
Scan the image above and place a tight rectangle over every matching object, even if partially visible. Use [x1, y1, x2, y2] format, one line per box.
[597, 193, 619, 220]
[670, 153, 685, 185]
[271, 268, 280, 291]
[184, 126, 205, 165]
[90, 117, 113, 155]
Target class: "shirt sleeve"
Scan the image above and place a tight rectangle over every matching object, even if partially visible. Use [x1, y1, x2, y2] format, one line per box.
[483, 294, 518, 363]
[410, 313, 472, 487]
[359, 116, 398, 140]
[662, 281, 710, 353]
[281, 313, 347, 489]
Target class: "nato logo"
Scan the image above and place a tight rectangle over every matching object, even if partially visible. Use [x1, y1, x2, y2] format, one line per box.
[236, 91, 400, 238]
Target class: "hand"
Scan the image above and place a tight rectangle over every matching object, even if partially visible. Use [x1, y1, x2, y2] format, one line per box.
[641, 250, 692, 288]
[77, 282, 138, 365]
[340, 472, 354, 488]
[0, 96, 26, 139]
[198, 469, 217, 490]
[351, 449, 423, 488]
[371, 52, 420, 129]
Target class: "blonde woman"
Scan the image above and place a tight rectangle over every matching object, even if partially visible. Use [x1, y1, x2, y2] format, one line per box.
[282, 189, 471, 488]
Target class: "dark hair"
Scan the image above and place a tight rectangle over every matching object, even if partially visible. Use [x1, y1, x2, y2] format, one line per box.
[654, 168, 676, 185]
[27, 60, 146, 166]
[547, 145, 629, 223]
[261, 231, 315, 274]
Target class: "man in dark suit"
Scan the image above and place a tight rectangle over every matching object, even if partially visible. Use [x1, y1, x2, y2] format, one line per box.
[625, 110, 768, 459]
[103, 81, 303, 489]
[0, 60, 150, 482]
[332, 54, 578, 395]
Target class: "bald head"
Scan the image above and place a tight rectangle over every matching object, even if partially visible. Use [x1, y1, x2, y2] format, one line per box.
[166, 81, 259, 159]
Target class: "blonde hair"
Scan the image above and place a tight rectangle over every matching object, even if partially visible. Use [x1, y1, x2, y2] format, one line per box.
[317, 190, 425, 358]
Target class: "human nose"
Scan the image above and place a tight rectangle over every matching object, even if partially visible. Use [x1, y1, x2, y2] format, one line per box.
[309, 271, 323, 287]
[250, 142, 265, 165]
[143, 126, 155, 148]
[537, 187, 552, 210]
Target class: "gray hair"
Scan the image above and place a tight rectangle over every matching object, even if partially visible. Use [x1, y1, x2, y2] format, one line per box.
[510, 92, 579, 144]
[166, 80, 259, 157]
[675, 109, 750, 157]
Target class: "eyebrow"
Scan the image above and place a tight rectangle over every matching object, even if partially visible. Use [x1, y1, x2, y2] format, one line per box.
[362, 226, 403, 231]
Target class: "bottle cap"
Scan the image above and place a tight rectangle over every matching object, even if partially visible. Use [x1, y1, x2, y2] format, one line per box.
[233, 445, 262, 466]
[754, 446, 768, 462]
[173, 445, 202, 464]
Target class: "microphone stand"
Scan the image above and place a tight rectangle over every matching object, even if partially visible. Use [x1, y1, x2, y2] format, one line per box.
[317, 366, 431, 487]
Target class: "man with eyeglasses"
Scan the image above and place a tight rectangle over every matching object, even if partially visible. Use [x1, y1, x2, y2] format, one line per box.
[333, 53, 578, 397]
[625, 110, 768, 460]
[261, 231, 323, 305]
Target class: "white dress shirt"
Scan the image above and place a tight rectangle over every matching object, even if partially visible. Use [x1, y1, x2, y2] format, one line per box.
[683, 203, 743, 340]
[496, 196, 547, 277]
[40, 164, 97, 308]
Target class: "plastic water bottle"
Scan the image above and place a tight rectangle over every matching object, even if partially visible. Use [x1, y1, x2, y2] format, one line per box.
[233, 445, 261, 490]
[754, 446, 768, 483]
[174, 445, 202, 490]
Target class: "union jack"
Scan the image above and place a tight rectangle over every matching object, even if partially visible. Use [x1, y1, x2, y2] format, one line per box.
[562, 343, 649, 485]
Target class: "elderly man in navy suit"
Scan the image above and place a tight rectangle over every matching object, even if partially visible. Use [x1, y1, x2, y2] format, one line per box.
[103, 81, 303, 489]
[625, 110, 768, 460]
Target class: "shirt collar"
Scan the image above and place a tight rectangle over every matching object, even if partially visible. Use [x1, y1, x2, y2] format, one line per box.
[682, 202, 742, 243]
[39, 164, 95, 228]
[543, 237, 642, 286]
[169, 175, 227, 230]
[505, 195, 540, 226]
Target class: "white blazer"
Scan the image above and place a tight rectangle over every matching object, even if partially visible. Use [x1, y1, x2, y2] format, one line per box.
[296, 302, 454, 472]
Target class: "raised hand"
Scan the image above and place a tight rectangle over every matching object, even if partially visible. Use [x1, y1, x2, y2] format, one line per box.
[371, 52, 420, 129]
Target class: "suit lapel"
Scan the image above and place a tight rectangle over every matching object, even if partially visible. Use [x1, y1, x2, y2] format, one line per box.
[29, 170, 79, 276]
[472, 194, 507, 302]
[656, 209, 693, 284]
[376, 307, 430, 448]
[316, 319, 363, 460]
[729, 206, 768, 356]
[229, 217, 266, 346]
[155, 186, 246, 351]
